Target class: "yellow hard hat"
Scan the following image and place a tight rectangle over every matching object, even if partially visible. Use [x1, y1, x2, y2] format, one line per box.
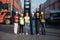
[41, 12, 44, 14]
[16, 11, 18, 13]
[20, 13, 24, 16]
[37, 13, 39, 14]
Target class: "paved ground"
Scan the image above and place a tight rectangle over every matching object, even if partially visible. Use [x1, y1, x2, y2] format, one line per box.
[0, 32, 60, 40]
[0, 24, 60, 40]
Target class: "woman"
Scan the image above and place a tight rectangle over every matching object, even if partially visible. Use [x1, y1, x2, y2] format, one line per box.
[14, 11, 19, 35]
[31, 13, 36, 35]
[24, 13, 30, 35]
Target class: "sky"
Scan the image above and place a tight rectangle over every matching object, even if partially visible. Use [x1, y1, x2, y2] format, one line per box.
[21, 0, 47, 12]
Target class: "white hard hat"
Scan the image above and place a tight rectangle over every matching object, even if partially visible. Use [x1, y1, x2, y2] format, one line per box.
[32, 12, 34, 14]
[16, 11, 18, 13]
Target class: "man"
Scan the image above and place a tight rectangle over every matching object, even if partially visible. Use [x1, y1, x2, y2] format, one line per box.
[40, 12, 46, 35]
[36, 13, 40, 35]
[19, 14, 24, 35]
[31, 13, 36, 35]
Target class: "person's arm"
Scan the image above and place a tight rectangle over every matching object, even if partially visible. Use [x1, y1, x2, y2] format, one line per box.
[27, 17, 30, 26]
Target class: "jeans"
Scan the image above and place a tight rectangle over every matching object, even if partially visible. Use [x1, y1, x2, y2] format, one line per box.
[24, 23, 30, 33]
[31, 20, 36, 34]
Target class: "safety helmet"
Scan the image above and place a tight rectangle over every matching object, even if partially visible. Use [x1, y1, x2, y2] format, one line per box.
[16, 11, 18, 14]
[37, 13, 39, 14]
[32, 12, 34, 14]
[20, 13, 24, 17]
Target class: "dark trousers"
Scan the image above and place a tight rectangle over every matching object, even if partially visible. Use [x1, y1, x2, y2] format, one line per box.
[19, 25, 24, 33]
[36, 22, 40, 34]
[36, 26, 39, 34]
[41, 23, 45, 35]
[36, 20, 40, 34]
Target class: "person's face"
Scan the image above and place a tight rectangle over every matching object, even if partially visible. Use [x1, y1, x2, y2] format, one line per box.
[16, 13, 18, 15]
[32, 13, 34, 17]
[26, 13, 29, 16]
[37, 13, 39, 17]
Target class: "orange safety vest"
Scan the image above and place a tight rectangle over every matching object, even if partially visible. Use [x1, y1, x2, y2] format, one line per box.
[14, 15, 18, 23]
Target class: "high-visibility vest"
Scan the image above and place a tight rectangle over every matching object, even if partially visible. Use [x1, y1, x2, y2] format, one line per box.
[24, 16, 30, 23]
[41, 19, 45, 22]
[14, 15, 18, 22]
[20, 17, 24, 25]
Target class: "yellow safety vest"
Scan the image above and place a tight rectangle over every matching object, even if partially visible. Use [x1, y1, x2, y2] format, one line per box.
[24, 17, 30, 23]
[20, 17, 24, 25]
[41, 19, 45, 22]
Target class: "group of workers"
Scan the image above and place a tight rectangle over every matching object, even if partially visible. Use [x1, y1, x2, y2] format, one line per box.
[14, 11, 46, 35]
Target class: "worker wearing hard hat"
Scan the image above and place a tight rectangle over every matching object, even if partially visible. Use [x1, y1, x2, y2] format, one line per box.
[31, 12, 36, 35]
[19, 13, 24, 35]
[36, 12, 40, 35]
[40, 12, 46, 35]
[14, 11, 19, 22]
[14, 11, 19, 35]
